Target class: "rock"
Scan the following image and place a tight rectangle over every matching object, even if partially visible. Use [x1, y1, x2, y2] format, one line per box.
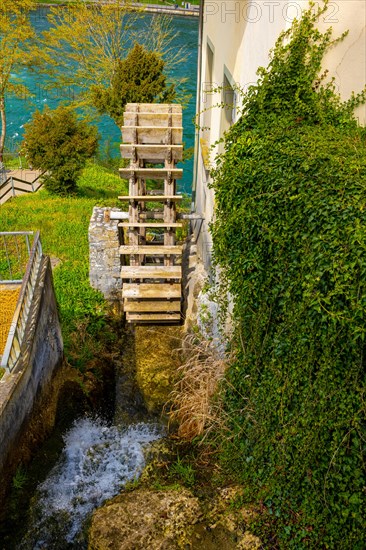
[134, 326, 182, 414]
[88, 488, 201, 550]
[237, 532, 262, 549]
[88, 483, 262, 550]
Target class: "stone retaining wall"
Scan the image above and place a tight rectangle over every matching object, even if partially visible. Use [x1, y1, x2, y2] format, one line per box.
[89, 207, 122, 302]
[0, 256, 63, 475]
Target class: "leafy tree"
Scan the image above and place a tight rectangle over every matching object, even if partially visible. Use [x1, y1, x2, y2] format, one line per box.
[23, 106, 98, 195]
[40, 0, 186, 112]
[91, 43, 175, 125]
[0, 0, 37, 162]
[210, 2, 366, 548]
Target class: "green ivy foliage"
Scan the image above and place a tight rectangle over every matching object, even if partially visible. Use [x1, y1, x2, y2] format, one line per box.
[210, 2, 366, 548]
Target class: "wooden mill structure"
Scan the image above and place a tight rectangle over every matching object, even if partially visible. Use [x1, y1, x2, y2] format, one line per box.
[119, 103, 183, 323]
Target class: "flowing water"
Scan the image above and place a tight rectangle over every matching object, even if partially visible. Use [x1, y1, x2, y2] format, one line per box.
[19, 418, 162, 549]
[6, 7, 199, 194]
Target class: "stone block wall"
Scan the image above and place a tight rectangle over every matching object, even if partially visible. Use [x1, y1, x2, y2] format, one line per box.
[89, 207, 122, 302]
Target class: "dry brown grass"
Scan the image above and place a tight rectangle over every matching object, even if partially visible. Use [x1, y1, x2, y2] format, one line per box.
[169, 332, 230, 442]
[0, 285, 20, 355]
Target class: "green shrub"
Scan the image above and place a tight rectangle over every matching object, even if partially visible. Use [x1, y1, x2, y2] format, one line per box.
[91, 43, 175, 126]
[23, 106, 99, 195]
[210, 2, 366, 548]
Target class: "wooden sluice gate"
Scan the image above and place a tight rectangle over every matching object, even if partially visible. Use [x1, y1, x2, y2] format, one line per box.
[119, 103, 184, 324]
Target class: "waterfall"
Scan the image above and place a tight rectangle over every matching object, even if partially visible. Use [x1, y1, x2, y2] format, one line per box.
[20, 418, 162, 549]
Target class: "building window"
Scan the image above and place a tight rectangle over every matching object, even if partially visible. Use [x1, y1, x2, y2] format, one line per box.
[222, 74, 236, 128]
[201, 41, 215, 171]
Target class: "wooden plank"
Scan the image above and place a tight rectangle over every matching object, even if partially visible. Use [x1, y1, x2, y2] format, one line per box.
[137, 211, 165, 220]
[119, 168, 183, 179]
[118, 195, 182, 202]
[126, 312, 181, 322]
[0, 188, 13, 205]
[122, 127, 182, 145]
[119, 245, 182, 255]
[123, 113, 182, 128]
[12, 181, 31, 192]
[124, 299, 181, 312]
[124, 103, 182, 114]
[120, 144, 183, 162]
[0, 181, 12, 201]
[33, 181, 43, 191]
[122, 283, 181, 299]
[118, 222, 182, 228]
[121, 266, 181, 279]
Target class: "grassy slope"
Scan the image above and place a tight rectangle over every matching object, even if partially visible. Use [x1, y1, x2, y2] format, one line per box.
[1, 163, 127, 367]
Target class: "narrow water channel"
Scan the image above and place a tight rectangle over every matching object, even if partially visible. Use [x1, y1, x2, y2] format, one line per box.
[0, 325, 178, 549]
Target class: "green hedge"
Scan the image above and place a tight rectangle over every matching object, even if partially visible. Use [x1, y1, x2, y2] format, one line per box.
[210, 2, 366, 547]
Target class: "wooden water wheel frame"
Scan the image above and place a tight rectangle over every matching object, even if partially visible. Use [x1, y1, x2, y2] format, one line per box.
[119, 103, 183, 323]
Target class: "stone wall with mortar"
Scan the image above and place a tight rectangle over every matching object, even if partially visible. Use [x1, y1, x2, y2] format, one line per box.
[0, 256, 63, 475]
[89, 207, 122, 302]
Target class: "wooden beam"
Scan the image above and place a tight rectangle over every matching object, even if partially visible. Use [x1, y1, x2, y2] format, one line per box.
[126, 312, 181, 322]
[119, 245, 182, 255]
[124, 103, 182, 114]
[119, 168, 183, 179]
[124, 299, 181, 312]
[120, 144, 183, 162]
[122, 127, 182, 145]
[121, 266, 181, 279]
[123, 113, 182, 128]
[118, 222, 182, 228]
[122, 283, 181, 299]
[118, 195, 182, 202]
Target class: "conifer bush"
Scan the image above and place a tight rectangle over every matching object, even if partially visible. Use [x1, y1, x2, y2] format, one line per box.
[23, 106, 99, 195]
[91, 43, 175, 125]
[210, 2, 366, 547]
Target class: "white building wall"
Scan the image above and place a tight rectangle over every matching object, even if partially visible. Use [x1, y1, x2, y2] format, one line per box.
[193, 0, 366, 271]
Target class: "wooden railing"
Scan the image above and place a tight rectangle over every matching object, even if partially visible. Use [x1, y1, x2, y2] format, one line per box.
[1, 232, 43, 373]
[0, 172, 44, 205]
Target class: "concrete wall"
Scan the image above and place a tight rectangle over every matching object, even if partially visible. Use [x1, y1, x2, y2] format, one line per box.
[89, 207, 122, 302]
[0, 256, 63, 474]
[194, 0, 366, 269]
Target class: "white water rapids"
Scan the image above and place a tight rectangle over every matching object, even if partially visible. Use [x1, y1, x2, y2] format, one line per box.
[21, 418, 162, 549]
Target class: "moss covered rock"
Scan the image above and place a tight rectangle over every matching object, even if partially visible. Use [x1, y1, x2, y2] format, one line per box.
[88, 484, 262, 550]
[88, 488, 201, 549]
[134, 326, 182, 414]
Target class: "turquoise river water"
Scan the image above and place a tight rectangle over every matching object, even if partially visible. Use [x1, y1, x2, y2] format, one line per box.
[6, 7, 199, 194]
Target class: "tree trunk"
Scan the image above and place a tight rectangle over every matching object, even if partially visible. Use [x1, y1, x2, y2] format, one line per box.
[0, 96, 6, 163]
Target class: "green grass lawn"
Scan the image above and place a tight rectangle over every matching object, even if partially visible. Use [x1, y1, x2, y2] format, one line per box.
[1, 162, 189, 375]
[1, 163, 127, 369]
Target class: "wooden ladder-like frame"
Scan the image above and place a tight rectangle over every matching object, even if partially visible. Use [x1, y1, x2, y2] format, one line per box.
[119, 103, 183, 323]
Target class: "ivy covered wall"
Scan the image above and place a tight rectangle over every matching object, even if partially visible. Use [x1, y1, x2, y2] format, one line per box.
[210, 3, 366, 548]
